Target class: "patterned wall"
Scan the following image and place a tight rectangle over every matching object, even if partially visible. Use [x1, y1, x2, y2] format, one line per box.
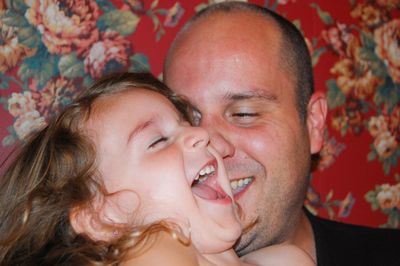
[0, 0, 399, 228]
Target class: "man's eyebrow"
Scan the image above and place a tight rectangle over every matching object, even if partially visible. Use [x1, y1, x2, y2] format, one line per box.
[128, 117, 155, 143]
[223, 89, 278, 102]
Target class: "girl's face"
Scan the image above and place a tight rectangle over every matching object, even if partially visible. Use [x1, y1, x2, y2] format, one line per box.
[86, 88, 241, 253]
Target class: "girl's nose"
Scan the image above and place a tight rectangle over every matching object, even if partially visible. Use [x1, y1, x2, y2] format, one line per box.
[182, 126, 210, 150]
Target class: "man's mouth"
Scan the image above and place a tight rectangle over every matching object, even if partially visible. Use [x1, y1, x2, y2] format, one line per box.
[230, 177, 254, 197]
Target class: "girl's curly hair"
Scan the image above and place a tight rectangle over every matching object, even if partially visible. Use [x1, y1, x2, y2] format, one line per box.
[0, 73, 193, 265]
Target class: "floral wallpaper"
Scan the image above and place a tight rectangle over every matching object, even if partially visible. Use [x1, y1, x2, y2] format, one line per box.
[0, 0, 399, 228]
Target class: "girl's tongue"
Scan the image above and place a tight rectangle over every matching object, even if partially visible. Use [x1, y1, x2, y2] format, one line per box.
[192, 183, 225, 200]
[191, 173, 228, 200]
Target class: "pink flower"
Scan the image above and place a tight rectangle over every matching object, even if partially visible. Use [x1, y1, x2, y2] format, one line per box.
[164, 2, 185, 27]
[84, 31, 131, 79]
[374, 131, 398, 159]
[374, 19, 400, 83]
[277, 0, 296, 4]
[31, 78, 78, 119]
[338, 193, 355, 218]
[317, 133, 346, 171]
[13, 110, 46, 140]
[368, 115, 389, 138]
[377, 184, 399, 210]
[25, 0, 100, 55]
[7, 92, 37, 118]
[322, 22, 352, 56]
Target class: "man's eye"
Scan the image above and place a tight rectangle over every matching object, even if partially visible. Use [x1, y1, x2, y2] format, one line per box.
[232, 112, 259, 117]
[149, 137, 168, 149]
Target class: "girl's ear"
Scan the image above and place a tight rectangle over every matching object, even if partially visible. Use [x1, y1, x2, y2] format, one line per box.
[70, 192, 141, 240]
[69, 206, 109, 241]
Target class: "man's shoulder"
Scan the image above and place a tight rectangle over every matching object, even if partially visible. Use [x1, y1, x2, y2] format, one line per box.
[304, 208, 400, 266]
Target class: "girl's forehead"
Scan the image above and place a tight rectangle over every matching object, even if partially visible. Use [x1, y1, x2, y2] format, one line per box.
[85, 88, 180, 128]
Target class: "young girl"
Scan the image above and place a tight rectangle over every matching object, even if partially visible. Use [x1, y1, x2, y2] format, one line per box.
[0, 73, 314, 265]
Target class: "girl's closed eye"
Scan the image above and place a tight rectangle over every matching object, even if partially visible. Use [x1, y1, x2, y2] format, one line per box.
[148, 136, 169, 149]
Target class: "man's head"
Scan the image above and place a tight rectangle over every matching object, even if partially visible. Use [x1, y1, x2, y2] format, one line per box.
[164, 2, 327, 255]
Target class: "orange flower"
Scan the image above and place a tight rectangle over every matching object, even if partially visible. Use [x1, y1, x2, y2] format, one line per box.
[0, 21, 35, 72]
[374, 19, 400, 83]
[351, 2, 389, 30]
[376, 0, 400, 10]
[330, 40, 383, 99]
[25, 0, 100, 55]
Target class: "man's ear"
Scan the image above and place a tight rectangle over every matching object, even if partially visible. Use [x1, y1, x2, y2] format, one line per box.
[306, 92, 328, 154]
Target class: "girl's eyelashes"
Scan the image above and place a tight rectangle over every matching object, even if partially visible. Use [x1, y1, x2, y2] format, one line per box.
[148, 137, 168, 149]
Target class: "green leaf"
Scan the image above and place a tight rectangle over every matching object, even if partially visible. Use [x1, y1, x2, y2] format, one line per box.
[358, 47, 388, 79]
[292, 19, 301, 31]
[17, 26, 41, 48]
[364, 191, 377, 203]
[1, 9, 30, 27]
[310, 3, 334, 25]
[129, 53, 151, 72]
[83, 75, 94, 88]
[327, 207, 335, 219]
[371, 201, 379, 211]
[59, 52, 85, 79]
[326, 79, 346, 109]
[151, 0, 160, 9]
[312, 47, 327, 66]
[195, 4, 208, 13]
[383, 160, 391, 175]
[2, 134, 16, 147]
[360, 31, 376, 50]
[18, 46, 59, 87]
[326, 190, 334, 202]
[97, 10, 140, 36]
[6, 0, 28, 14]
[375, 80, 399, 110]
[394, 173, 400, 182]
[95, 0, 116, 12]
[0, 73, 10, 90]
[367, 150, 377, 161]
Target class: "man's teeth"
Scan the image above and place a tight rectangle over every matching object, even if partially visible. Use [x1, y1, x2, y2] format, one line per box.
[230, 177, 252, 190]
[195, 165, 215, 182]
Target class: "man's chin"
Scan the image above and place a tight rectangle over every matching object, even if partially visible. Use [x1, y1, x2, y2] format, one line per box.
[234, 231, 257, 256]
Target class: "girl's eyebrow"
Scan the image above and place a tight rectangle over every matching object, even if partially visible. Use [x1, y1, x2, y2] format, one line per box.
[128, 117, 156, 143]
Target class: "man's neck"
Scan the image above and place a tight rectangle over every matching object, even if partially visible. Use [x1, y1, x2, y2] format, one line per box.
[285, 210, 316, 262]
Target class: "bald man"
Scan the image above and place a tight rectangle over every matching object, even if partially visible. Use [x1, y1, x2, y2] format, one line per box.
[164, 2, 400, 265]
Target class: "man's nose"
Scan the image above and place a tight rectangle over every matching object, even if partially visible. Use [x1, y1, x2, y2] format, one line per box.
[200, 120, 235, 158]
[182, 126, 210, 150]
